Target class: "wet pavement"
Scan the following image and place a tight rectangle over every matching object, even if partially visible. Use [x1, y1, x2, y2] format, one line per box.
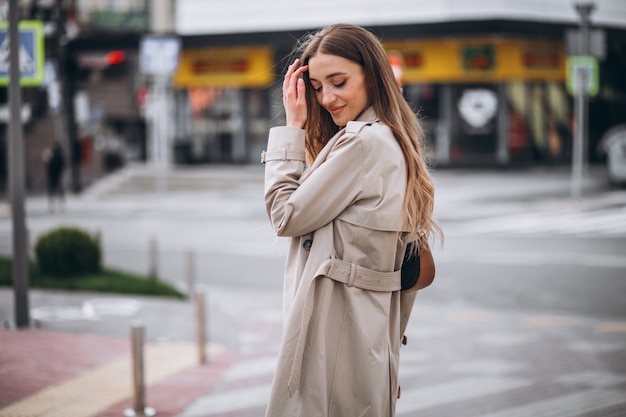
[1, 163, 625, 417]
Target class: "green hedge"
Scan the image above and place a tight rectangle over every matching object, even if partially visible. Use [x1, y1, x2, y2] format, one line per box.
[0, 257, 185, 299]
[34, 227, 101, 277]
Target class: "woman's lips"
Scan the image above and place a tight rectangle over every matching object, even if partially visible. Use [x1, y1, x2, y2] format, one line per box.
[329, 106, 344, 116]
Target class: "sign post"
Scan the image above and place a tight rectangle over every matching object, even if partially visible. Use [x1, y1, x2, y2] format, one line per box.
[5, 10, 43, 328]
[568, 2, 597, 198]
[139, 36, 180, 191]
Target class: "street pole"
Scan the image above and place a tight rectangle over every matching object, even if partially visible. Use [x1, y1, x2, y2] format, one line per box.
[571, 2, 595, 198]
[8, 0, 30, 328]
[572, 70, 585, 198]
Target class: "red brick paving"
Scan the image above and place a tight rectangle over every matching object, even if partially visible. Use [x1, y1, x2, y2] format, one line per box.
[0, 329, 128, 407]
[94, 350, 237, 417]
[0, 328, 237, 415]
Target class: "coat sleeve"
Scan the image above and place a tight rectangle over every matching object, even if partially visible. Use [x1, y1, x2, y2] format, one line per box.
[264, 126, 366, 237]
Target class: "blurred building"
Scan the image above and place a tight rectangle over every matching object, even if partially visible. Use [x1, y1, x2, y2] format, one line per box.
[172, 0, 626, 167]
[2, 1, 626, 194]
[0, 0, 172, 193]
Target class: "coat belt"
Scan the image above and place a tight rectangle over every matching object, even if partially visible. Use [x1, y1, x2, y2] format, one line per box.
[321, 258, 402, 291]
[287, 258, 401, 396]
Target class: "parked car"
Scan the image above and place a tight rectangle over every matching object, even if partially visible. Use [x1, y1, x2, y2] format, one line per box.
[600, 124, 626, 187]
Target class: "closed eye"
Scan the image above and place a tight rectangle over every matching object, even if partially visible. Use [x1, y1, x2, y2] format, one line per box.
[312, 80, 346, 94]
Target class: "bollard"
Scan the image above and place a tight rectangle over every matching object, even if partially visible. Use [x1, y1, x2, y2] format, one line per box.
[186, 250, 195, 295]
[123, 323, 156, 417]
[148, 238, 158, 280]
[194, 292, 208, 365]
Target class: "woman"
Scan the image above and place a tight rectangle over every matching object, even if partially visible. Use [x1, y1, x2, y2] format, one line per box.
[263, 24, 441, 417]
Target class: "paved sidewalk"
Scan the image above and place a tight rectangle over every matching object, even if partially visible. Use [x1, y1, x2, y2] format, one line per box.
[0, 287, 259, 417]
[3, 287, 626, 417]
[0, 328, 235, 417]
[1, 164, 625, 417]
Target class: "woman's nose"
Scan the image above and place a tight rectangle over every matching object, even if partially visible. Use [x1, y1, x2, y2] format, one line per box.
[321, 89, 335, 106]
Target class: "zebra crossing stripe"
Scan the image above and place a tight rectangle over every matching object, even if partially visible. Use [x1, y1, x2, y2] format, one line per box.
[396, 376, 532, 415]
[454, 207, 626, 237]
[177, 383, 272, 416]
[223, 356, 277, 382]
[478, 389, 626, 417]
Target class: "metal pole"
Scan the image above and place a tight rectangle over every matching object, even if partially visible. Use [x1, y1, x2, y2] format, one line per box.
[8, 0, 30, 329]
[148, 237, 158, 280]
[580, 5, 591, 178]
[572, 76, 584, 198]
[194, 292, 208, 365]
[150, 76, 168, 192]
[123, 323, 156, 417]
[571, 2, 595, 197]
[186, 250, 195, 295]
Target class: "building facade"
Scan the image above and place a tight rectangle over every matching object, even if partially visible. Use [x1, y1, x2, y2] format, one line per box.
[171, 0, 626, 167]
[3, 1, 626, 193]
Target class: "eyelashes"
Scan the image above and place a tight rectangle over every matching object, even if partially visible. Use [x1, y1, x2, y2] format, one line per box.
[312, 80, 347, 93]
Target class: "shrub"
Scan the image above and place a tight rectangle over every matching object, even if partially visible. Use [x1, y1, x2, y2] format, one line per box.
[34, 226, 101, 277]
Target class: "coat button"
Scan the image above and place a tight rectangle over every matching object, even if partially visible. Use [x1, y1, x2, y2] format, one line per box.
[303, 239, 313, 251]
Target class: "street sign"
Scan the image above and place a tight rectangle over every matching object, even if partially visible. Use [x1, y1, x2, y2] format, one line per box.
[0, 20, 44, 86]
[140, 35, 181, 76]
[566, 56, 599, 96]
[566, 29, 606, 60]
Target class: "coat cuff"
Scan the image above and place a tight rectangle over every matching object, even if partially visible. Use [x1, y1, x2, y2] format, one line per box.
[261, 127, 306, 164]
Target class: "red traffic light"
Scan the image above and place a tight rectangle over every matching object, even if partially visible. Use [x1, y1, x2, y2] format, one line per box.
[106, 50, 125, 65]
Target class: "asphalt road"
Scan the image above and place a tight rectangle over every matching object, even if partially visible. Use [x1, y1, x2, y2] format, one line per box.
[1, 164, 625, 417]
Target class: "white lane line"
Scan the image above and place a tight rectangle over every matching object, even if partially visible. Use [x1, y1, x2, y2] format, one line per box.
[223, 356, 277, 382]
[437, 251, 626, 268]
[177, 383, 272, 416]
[478, 389, 626, 417]
[448, 359, 527, 375]
[396, 376, 532, 415]
[555, 371, 626, 389]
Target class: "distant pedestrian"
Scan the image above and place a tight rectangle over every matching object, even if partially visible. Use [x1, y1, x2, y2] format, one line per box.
[42, 140, 65, 212]
[263, 24, 442, 416]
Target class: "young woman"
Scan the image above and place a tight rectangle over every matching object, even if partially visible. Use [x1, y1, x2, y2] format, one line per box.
[262, 24, 441, 417]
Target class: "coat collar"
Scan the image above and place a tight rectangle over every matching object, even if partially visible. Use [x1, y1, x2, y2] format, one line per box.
[301, 107, 379, 182]
[354, 106, 379, 124]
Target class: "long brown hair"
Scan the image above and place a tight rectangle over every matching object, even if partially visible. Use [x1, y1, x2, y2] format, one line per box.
[295, 24, 442, 247]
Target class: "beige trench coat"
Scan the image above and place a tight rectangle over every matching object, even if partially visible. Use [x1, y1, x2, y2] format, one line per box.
[263, 107, 417, 417]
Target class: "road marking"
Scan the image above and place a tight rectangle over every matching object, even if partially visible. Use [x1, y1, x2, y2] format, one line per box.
[555, 371, 626, 389]
[523, 315, 578, 327]
[177, 383, 272, 416]
[477, 333, 536, 347]
[223, 356, 277, 382]
[448, 359, 527, 375]
[454, 207, 626, 237]
[566, 340, 625, 353]
[437, 251, 626, 268]
[395, 376, 532, 415]
[596, 321, 626, 333]
[478, 389, 626, 417]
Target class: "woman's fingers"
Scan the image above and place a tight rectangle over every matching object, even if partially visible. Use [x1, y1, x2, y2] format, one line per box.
[283, 60, 300, 96]
[282, 60, 298, 93]
[283, 60, 308, 101]
[283, 60, 308, 128]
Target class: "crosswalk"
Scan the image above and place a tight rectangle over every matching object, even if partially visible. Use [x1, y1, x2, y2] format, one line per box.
[175, 295, 626, 417]
[177, 355, 626, 417]
[448, 205, 626, 237]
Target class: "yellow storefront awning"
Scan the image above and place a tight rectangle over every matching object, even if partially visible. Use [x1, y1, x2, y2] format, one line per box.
[173, 46, 274, 88]
[384, 37, 566, 84]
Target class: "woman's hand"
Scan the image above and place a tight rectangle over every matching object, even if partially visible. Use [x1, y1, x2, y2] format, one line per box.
[283, 59, 308, 129]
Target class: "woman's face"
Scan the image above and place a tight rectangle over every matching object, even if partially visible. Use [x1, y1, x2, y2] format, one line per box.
[307, 53, 369, 127]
